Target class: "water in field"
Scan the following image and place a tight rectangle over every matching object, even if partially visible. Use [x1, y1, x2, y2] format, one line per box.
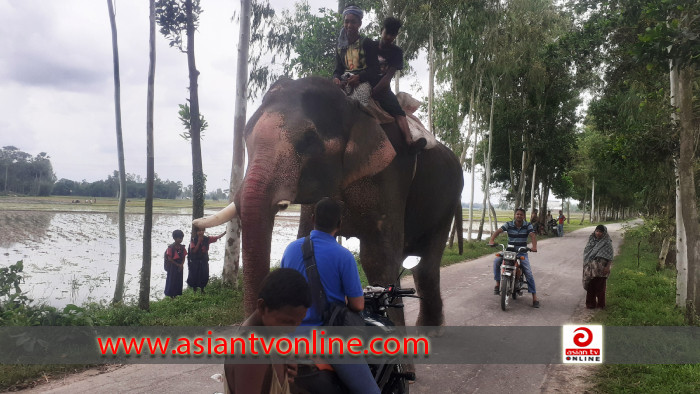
[0, 208, 492, 308]
[0, 209, 360, 308]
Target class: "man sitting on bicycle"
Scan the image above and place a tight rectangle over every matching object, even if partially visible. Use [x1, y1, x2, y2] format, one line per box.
[488, 207, 540, 308]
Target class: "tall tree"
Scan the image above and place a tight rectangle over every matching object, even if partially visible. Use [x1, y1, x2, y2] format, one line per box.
[223, 0, 252, 287]
[156, 0, 206, 222]
[139, 0, 157, 310]
[107, 0, 128, 304]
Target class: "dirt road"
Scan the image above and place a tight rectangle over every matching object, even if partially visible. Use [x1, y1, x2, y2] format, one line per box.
[22, 223, 624, 393]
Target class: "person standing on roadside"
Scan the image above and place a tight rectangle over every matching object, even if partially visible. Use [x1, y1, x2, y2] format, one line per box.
[557, 210, 566, 237]
[187, 227, 226, 293]
[582, 225, 614, 309]
[164, 229, 187, 298]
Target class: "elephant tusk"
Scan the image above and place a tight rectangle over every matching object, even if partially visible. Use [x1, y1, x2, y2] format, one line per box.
[192, 202, 238, 228]
[277, 200, 291, 211]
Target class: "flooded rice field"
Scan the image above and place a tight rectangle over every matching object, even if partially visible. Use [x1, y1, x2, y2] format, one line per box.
[0, 208, 490, 308]
[0, 209, 360, 308]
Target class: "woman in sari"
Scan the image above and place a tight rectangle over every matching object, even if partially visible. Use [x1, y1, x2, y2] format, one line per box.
[583, 225, 614, 309]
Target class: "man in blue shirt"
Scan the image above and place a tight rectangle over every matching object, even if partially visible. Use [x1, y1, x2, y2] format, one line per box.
[281, 198, 379, 394]
[488, 208, 540, 308]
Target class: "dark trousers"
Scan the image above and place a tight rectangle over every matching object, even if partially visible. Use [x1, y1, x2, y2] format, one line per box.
[586, 277, 607, 308]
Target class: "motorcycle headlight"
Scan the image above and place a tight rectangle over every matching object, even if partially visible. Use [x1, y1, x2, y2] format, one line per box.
[503, 251, 517, 260]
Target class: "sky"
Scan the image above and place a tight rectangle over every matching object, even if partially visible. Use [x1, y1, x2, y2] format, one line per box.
[0, 0, 488, 203]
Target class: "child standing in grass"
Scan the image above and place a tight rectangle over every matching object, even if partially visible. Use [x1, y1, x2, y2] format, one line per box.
[164, 229, 187, 298]
[187, 227, 226, 293]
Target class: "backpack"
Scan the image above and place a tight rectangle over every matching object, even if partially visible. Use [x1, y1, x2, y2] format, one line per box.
[164, 245, 173, 271]
[302, 236, 365, 327]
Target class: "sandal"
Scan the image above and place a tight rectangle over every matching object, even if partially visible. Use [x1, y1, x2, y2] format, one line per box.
[532, 301, 540, 308]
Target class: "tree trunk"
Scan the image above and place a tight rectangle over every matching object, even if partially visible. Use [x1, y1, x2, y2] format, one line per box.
[489, 199, 498, 231]
[677, 65, 700, 321]
[590, 177, 595, 223]
[477, 172, 488, 240]
[223, 0, 251, 287]
[485, 79, 496, 227]
[427, 8, 434, 133]
[139, 0, 157, 310]
[529, 163, 536, 211]
[186, 0, 205, 223]
[579, 193, 586, 225]
[669, 61, 688, 308]
[467, 127, 479, 241]
[566, 198, 570, 224]
[107, 0, 128, 304]
[517, 139, 528, 210]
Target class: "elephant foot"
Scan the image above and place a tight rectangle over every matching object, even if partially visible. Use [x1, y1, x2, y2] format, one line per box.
[417, 324, 445, 338]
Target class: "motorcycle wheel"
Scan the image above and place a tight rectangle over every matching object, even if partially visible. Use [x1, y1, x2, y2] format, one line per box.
[385, 364, 409, 394]
[500, 277, 510, 311]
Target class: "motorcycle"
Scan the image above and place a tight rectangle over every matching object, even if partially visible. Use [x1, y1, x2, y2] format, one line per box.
[294, 257, 420, 394]
[547, 219, 558, 236]
[491, 244, 531, 311]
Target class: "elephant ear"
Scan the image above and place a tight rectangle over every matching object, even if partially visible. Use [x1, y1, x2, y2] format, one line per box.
[342, 110, 397, 187]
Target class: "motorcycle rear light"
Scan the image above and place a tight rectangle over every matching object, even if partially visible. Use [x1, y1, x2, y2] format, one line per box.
[519, 256, 525, 260]
[496, 253, 502, 257]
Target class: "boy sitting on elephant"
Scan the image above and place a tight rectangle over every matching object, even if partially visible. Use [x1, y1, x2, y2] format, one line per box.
[372, 16, 426, 152]
[332, 7, 425, 153]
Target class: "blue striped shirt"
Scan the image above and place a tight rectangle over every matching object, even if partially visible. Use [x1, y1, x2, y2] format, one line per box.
[500, 220, 534, 248]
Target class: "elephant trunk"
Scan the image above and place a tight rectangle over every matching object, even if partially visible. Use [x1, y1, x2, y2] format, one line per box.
[240, 163, 277, 315]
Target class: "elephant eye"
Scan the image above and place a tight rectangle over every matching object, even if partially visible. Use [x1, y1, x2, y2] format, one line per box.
[294, 127, 324, 156]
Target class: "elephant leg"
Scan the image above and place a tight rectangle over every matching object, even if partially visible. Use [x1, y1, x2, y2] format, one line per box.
[297, 204, 314, 239]
[412, 227, 449, 329]
[359, 231, 406, 326]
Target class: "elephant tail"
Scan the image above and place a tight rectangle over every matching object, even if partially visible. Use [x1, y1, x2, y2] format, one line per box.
[456, 202, 463, 255]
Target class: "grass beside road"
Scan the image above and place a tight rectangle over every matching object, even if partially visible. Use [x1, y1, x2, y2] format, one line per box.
[588, 223, 700, 393]
[0, 278, 244, 391]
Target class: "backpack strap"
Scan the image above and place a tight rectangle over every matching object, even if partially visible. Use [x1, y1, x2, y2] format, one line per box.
[302, 236, 327, 318]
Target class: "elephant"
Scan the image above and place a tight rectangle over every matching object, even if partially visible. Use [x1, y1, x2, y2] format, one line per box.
[195, 76, 463, 327]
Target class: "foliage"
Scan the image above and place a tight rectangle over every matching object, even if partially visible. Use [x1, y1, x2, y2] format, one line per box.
[1, 262, 96, 327]
[0, 261, 29, 308]
[569, 0, 698, 217]
[177, 102, 208, 141]
[0, 146, 56, 196]
[249, 2, 342, 98]
[155, 0, 202, 52]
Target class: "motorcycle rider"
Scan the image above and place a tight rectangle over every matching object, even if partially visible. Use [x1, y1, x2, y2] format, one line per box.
[281, 198, 381, 394]
[488, 208, 540, 308]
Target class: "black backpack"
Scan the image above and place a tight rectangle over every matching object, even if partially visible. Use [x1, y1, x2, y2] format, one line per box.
[163, 245, 173, 271]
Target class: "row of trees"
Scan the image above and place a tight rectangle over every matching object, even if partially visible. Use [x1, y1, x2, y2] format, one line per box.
[0, 146, 57, 197]
[245, 0, 698, 319]
[52, 172, 185, 199]
[98, 0, 697, 316]
[567, 0, 700, 320]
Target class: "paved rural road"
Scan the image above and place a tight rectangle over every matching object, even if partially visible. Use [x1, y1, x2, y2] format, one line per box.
[22, 223, 626, 393]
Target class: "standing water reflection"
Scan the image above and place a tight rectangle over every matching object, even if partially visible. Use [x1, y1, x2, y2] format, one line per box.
[0, 210, 360, 307]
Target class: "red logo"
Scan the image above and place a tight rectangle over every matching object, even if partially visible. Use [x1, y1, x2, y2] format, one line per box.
[573, 327, 593, 347]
